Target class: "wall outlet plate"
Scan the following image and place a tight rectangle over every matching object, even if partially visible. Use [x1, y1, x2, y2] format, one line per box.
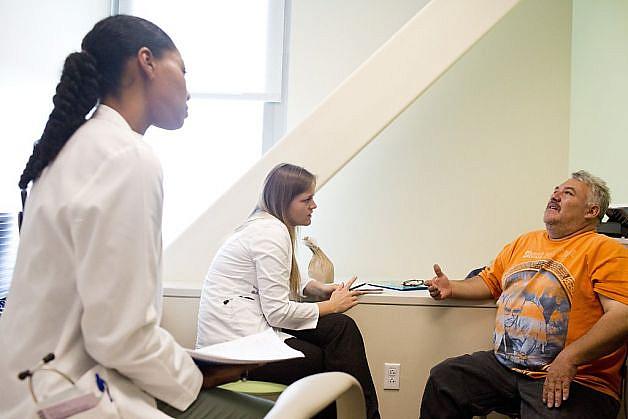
[384, 362, 400, 390]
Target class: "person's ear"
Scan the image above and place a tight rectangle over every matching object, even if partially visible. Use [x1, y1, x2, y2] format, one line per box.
[137, 47, 156, 79]
[585, 204, 600, 221]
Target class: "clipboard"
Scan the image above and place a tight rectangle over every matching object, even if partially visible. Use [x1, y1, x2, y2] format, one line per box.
[367, 282, 427, 291]
[188, 329, 304, 365]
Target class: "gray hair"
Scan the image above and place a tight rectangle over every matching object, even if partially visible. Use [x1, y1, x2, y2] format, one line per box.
[571, 170, 611, 221]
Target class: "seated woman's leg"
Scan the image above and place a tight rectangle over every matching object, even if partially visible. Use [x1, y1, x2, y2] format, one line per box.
[248, 337, 325, 384]
[248, 338, 336, 419]
[286, 313, 380, 419]
[156, 387, 273, 419]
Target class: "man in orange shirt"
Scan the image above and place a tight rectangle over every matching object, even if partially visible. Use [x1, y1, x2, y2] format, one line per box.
[420, 171, 628, 419]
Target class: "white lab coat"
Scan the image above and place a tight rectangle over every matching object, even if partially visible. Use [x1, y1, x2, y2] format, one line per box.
[196, 211, 319, 348]
[0, 106, 202, 418]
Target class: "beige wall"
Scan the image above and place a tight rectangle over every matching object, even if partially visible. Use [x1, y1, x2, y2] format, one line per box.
[285, 0, 430, 130]
[290, 0, 573, 280]
[163, 0, 522, 283]
[349, 303, 496, 419]
[569, 0, 628, 205]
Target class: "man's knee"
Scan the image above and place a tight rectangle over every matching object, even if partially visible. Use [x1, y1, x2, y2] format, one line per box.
[421, 356, 473, 418]
[427, 357, 455, 384]
[427, 354, 477, 388]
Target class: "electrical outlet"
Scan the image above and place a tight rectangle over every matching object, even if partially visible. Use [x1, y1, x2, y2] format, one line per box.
[383, 363, 400, 390]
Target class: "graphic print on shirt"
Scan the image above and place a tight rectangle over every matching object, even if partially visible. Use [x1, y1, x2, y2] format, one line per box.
[493, 259, 574, 371]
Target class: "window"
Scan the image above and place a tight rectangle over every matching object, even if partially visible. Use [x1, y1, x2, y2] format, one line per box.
[118, 0, 287, 244]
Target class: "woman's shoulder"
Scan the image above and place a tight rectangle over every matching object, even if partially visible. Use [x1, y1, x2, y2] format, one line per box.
[69, 117, 160, 173]
[246, 212, 287, 231]
[238, 212, 290, 243]
[74, 106, 152, 154]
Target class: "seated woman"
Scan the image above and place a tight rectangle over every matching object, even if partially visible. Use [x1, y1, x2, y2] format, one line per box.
[0, 15, 270, 419]
[197, 163, 380, 419]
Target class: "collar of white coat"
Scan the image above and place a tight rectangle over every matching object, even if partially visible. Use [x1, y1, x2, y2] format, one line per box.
[235, 210, 282, 233]
[247, 210, 278, 223]
[92, 104, 143, 140]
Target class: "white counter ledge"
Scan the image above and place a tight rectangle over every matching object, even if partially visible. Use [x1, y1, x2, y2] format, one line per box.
[354, 288, 496, 307]
[163, 281, 202, 298]
[163, 280, 497, 308]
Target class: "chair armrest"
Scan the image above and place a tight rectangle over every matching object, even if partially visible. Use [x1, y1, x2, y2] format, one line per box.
[264, 372, 365, 419]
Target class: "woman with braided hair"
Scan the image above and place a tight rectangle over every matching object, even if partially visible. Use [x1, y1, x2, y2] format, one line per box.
[0, 15, 272, 418]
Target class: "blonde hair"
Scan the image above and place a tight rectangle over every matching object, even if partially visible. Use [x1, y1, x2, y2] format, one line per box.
[257, 163, 316, 298]
[571, 170, 611, 222]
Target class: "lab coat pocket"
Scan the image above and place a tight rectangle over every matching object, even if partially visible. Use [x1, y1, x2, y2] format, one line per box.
[67, 365, 121, 418]
[34, 365, 121, 419]
[229, 296, 267, 336]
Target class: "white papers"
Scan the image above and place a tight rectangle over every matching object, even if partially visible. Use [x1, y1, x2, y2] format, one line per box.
[187, 329, 304, 365]
[349, 282, 383, 293]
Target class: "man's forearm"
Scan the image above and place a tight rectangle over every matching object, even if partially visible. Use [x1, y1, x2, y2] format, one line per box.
[450, 276, 494, 300]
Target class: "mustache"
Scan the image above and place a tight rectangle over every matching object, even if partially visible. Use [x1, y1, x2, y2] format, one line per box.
[546, 199, 560, 211]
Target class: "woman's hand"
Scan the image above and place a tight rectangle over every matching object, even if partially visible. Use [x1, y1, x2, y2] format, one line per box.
[316, 277, 363, 316]
[328, 277, 362, 313]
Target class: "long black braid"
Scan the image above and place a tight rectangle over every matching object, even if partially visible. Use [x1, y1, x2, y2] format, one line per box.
[18, 15, 176, 190]
[18, 52, 99, 189]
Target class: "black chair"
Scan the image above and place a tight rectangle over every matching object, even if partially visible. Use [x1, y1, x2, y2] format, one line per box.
[620, 359, 627, 419]
[465, 267, 486, 279]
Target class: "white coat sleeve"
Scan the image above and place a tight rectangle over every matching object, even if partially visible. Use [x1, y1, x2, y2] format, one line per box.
[251, 223, 319, 330]
[70, 145, 201, 410]
[299, 276, 315, 298]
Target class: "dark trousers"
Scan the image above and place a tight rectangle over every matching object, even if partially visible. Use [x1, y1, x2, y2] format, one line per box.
[420, 350, 619, 419]
[248, 313, 380, 419]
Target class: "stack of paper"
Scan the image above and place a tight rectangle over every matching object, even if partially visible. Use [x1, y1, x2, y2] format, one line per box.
[187, 329, 304, 365]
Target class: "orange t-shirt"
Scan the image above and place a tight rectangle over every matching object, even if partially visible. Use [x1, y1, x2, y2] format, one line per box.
[479, 230, 628, 400]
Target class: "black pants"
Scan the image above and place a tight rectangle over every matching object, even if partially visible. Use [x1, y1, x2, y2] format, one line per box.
[420, 350, 619, 419]
[248, 313, 380, 419]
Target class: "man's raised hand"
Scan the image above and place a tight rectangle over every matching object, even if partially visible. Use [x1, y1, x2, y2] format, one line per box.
[424, 264, 453, 300]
